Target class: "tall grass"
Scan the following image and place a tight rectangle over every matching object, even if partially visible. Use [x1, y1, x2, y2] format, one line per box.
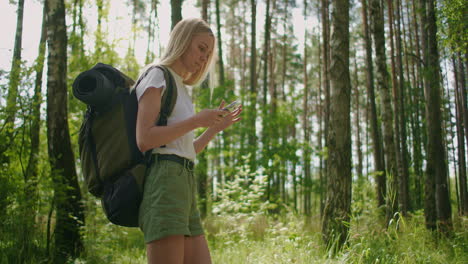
[205, 212, 467, 264]
[76, 164, 467, 263]
[3, 163, 466, 263]
[71, 208, 467, 264]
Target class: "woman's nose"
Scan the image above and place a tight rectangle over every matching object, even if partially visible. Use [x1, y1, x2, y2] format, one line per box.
[200, 54, 207, 62]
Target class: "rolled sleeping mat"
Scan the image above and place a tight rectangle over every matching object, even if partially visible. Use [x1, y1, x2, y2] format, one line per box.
[72, 69, 115, 106]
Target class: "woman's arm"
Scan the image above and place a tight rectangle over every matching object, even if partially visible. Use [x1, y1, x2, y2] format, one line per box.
[193, 127, 218, 154]
[136, 87, 226, 153]
[193, 103, 242, 154]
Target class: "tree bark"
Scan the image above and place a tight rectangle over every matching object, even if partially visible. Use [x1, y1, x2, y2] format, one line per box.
[215, 0, 225, 85]
[19, 1, 47, 260]
[457, 52, 468, 163]
[421, 0, 453, 232]
[1, 0, 25, 158]
[409, 0, 425, 210]
[248, 0, 258, 171]
[386, 0, 402, 221]
[361, 0, 386, 207]
[394, 0, 411, 215]
[303, 26, 311, 216]
[171, 0, 183, 29]
[417, 0, 436, 230]
[453, 56, 468, 215]
[371, 0, 398, 221]
[353, 56, 364, 179]
[202, 0, 209, 21]
[145, 0, 158, 64]
[320, 0, 330, 217]
[262, 0, 273, 202]
[46, 0, 85, 261]
[322, 0, 351, 251]
[317, 26, 325, 217]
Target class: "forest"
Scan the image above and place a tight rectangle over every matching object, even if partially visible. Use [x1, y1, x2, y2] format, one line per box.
[1, 0, 467, 263]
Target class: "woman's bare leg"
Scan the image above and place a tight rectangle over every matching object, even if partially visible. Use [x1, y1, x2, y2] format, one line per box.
[147, 235, 185, 264]
[183, 235, 212, 264]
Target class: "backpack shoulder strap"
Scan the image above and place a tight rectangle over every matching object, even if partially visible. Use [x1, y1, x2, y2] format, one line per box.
[133, 64, 177, 126]
[154, 65, 177, 126]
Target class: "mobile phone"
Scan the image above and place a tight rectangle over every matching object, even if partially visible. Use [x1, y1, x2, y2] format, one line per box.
[222, 100, 240, 112]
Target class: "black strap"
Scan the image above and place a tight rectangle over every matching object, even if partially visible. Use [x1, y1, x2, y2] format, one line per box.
[156, 65, 177, 127]
[133, 65, 177, 127]
[85, 107, 104, 190]
[157, 154, 194, 170]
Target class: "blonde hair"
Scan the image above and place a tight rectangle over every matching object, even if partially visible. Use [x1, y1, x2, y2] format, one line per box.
[151, 18, 216, 86]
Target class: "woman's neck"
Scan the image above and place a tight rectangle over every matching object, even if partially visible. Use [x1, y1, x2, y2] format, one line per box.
[169, 60, 191, 80]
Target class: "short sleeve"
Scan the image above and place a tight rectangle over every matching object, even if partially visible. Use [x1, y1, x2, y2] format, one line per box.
[135, 67, 167, 101]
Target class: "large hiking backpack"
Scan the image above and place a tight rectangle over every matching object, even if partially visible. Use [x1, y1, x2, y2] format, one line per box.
[73, 63, 177, 227]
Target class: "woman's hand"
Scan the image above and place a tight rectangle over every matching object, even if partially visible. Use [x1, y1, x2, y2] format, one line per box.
[210, 100, 242, 133]
[193, 108, 227, 127]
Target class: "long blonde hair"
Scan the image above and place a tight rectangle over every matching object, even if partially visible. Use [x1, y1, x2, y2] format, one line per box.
[149, 18, 216, 86]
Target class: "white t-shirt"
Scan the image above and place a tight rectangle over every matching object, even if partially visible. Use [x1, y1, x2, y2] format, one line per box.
[135, 67, 196, 161]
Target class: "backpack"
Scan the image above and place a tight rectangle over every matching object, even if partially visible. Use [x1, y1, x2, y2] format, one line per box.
[73, 62, 177, 227]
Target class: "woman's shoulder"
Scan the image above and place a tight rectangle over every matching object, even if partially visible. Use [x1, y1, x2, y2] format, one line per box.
[135, 65, 167, 101]
[141, 65, 165, 81]
[137, 65, 167, 86]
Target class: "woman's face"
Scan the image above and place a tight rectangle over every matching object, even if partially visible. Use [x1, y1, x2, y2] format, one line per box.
[180, 33, 214, 74]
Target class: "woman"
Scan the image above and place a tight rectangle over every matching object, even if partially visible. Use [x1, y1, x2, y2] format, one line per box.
[135, 18, 241, 264]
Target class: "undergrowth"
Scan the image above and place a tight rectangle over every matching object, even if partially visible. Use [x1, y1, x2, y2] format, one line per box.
[74, 165, 468, 263]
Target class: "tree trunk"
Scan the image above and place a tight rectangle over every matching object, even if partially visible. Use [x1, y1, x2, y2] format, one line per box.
[317, 25, 325, 217]
[197, 0, 210, 216]
[417, 0, 436, 230]
[171, 0, 183, 29]
[371, 0, 398, 222]
[262, 0, 273, 202]
[248, 0, 258, 171]
[453, 56, 468, 215]
[215, 0, 224, 85]
[202, 0, 209, 21]
[353, 56, 364, 179]
[386, 0, 402, 221]
[409, 0, 424, 210]
[262, 0, 271, 108]
[320, 0, 330, 217]
[25, 0, 48, 236]
[46, 0, 85, 261]
[303, 27, 311, 216]
[95, 0, 104, 59]
[145, 0, 158, 64]
[322, 0, 351, 251]
[421, 0, 452, 232]
[20, 1, 47, 260]
[361, 0, 386, 207]
[394, 0, 411, 215]
[1, 0, 25, 158]
[457, 52, 468, 164]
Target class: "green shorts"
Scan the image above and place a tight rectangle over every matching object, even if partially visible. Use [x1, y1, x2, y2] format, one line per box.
[138, 155, 204, 243]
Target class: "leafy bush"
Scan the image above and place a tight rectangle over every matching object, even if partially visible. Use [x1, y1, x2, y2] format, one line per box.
[207, 162, 274, 243]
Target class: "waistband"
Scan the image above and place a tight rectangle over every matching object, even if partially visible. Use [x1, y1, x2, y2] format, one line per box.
[156, 154, 194, 170]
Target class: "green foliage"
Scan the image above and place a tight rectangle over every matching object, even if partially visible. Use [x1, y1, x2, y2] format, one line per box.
[76, 198, 145, 264]
[439, 0, 468, 54]
[0, 131, 53, 263]
[213, 161, 273, 216]
[351, 177, 378, 218]
[208, 161, 275, 242]
[209, 211, 468, 264]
